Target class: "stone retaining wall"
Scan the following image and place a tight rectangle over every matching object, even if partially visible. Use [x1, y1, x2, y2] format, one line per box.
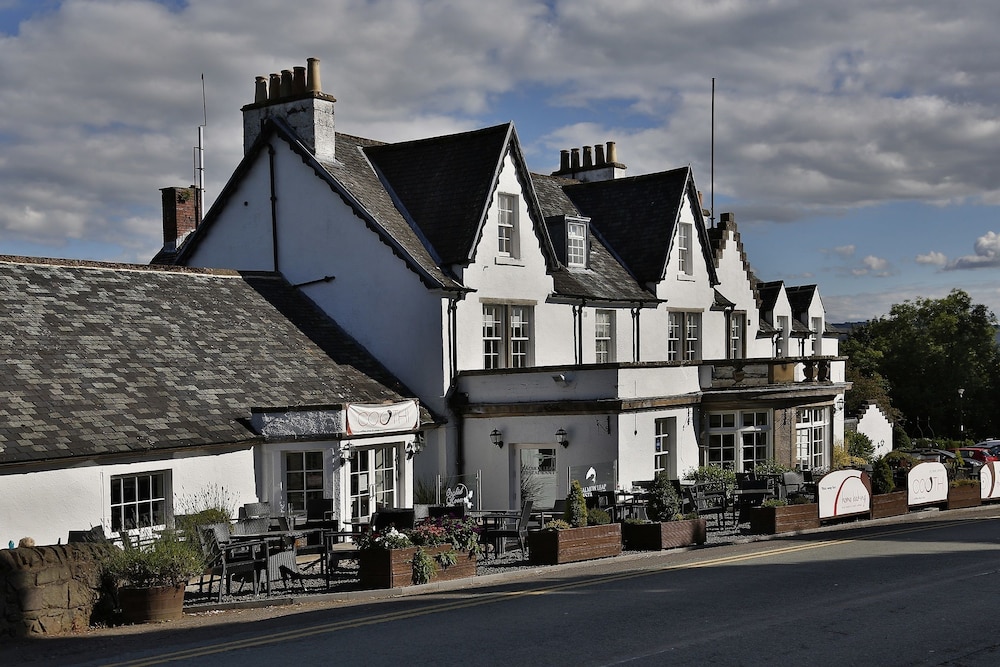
[0, 543, 110, 637]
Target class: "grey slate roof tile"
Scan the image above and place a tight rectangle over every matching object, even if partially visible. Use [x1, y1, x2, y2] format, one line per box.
[0, 257, 425, 467]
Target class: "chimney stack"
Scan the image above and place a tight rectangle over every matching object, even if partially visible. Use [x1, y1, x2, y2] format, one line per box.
[160, 186, 198, 252]
[551, 140, 627, 182]
[242, 57, 337, 162]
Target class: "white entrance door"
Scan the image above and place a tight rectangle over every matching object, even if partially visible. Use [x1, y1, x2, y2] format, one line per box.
[517, 446, 558, 509]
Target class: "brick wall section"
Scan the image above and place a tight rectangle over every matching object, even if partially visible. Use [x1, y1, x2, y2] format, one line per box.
[0, 544, 111, 637]
[161, 186, 198, 250]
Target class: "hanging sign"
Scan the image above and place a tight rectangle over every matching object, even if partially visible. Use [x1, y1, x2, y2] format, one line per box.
[346, 400, 419, 435]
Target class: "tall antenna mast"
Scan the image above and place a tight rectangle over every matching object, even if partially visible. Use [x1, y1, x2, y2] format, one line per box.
[710, 77, 715, 228]
[194, 73, 207, 226]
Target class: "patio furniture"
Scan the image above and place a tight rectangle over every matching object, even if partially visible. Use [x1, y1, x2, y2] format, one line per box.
[482, 500, 533, 558]
[732, 476, 774, 523]
[199, 523, 269, 602]
[372, 508, 416, 532]
[239, 502, 271, 520]
[685, 484, 728, 529]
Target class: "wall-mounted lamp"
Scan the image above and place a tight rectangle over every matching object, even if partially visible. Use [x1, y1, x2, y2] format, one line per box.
[406, 433, 425, 459]
[339, 445, 355, 466]
[490, 428, 504, 449]
[834, 396, 845, 413]
[552, 372, 573, 387]
[556, 428, 569, 448]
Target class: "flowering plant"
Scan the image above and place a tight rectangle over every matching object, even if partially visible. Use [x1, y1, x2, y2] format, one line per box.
[408, 516, 482, 556]
[357, 527, 412, 551]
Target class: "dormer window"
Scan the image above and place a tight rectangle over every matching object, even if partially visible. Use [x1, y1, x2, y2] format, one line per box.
[677, 221, 693, 276]
[498, 193, 519, 258]
[567, 220, 588, 268]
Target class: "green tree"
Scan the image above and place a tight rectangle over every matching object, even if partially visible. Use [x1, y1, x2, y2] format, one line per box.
[843, 289, 1000, 441]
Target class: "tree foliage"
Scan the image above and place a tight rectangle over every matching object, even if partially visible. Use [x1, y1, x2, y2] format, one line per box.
[843, 289, 1000, 440]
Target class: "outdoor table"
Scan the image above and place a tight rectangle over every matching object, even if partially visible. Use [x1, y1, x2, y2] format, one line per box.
[230, 528, 320, 590]
[475, 510, 521, 556]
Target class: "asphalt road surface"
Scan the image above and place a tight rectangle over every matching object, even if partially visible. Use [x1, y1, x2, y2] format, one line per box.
[8, 505, 1000, 666]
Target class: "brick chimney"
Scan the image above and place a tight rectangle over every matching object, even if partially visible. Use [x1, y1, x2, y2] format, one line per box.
[551, 141, 626, 182]
[242, 57, 337, 162]
[160, 186, 198, 252]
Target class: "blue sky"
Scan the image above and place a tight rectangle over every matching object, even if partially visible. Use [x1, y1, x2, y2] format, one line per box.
[2, 1, 1000, 323]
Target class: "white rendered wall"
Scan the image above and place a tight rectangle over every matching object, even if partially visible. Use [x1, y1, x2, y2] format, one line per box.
[857, 402, 894, 458]
[0, 448, 256, 548]
[711, 224, 766, 358]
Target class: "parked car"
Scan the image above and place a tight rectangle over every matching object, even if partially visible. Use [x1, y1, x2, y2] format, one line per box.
[908, 448, 983, 474]
[952, 447, 999, 464]
[974, 440, 1000, 458]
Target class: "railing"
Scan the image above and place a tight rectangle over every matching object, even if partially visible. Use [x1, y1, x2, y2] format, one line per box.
[705, 357, 841, 389]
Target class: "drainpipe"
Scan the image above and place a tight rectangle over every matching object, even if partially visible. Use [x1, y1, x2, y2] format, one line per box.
[632, 306, 641, 362]
[268, 145, 279, 272]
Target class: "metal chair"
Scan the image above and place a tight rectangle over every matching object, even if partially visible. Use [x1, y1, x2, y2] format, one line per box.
[685, 484, 728, 529]
[483, 500, 533, 558]
[198, 523, 269, 602]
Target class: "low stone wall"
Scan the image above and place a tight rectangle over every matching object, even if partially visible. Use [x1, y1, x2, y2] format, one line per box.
[0, 543, 111, 637]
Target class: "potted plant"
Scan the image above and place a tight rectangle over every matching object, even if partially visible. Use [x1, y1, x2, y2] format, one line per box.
[749, 497, 820, 535]
[101, 531, 205, 624]
[870, 455, 908, 518]
[528, 480, 622, 565]
[621, 473, 706, 550]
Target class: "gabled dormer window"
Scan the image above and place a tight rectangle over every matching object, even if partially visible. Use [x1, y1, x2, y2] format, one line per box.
[567, 220, 588, 268]
[498, 193, 519, 258]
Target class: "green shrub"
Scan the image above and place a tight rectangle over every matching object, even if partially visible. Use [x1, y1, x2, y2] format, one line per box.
[870, 456, 895, 495]
[646, 472, 681, 522]
[761, 498, 788, 508]
[564, 480, 588, 528]
[683, 466, 736, 493]
[544, 519, 572, 530]
[101, 532, 205, 589]
[752, 460, 791, 476]
[846, 431, 875, 462]
[587, 507, 612, 526]
[884, 449, 918, 469]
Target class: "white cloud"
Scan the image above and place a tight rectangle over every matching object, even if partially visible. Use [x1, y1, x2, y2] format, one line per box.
[946, 231, 1000, 269]
[916, 251, 948, 266]
[850, 255, 892, 277]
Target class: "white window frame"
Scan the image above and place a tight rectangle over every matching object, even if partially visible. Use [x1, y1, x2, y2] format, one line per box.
[109, 470, 171, 533]
[497, 193, 519, 258]
[796, 407, 828, 470]
[729, 312, 745, 360]
[654, 417, 676, 477]
[483, 303, 534, 369]
[776, 315, 789, 357]
[677, 222, 693, 276]
[349, 444, 399, 522]
[595, 309, 615, 363]
[668, 311, 701, 361]
[284, 450, 326, 513]
[567, 220, 587, 268]
[704, 411, 772, 472]
[811, 317, 823, 355]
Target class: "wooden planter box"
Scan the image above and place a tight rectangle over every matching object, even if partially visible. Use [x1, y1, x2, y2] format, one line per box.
[946, 484, 982, 510]
[528, 524, 622, 565]
[358, 544, 477, 589]
[117, 584, 186, 624]
[871, 491, 909, 519]
[621, 519, 706, 551]
[749, 504, 820, 535]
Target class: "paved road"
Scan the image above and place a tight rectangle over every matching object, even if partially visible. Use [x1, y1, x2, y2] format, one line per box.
[9, 506, 1000, 666]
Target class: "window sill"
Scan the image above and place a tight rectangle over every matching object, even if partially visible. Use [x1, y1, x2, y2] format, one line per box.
[676, 273, 695, 282]
[495, 256, 525, 267]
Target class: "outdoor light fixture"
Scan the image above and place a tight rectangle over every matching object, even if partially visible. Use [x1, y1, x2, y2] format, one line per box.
[339, 445, 355, 464]
[556, 428, 569, 448]
[490, 428, 504, 449]
[406, 433, 425, 459]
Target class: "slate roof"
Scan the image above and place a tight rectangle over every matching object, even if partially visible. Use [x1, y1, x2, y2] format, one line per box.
[0, 257, 425, 467]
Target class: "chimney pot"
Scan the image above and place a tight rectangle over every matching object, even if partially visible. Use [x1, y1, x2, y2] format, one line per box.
[571, 148, 581, 170]
[559, 149, 570, 172]
[280, 70, 293, 97]
[254, 76, 268, 103]
[268, 73, 282, 101]
[606, 141, 618, 164]
[595, 144, 606, 165]
[293, 66, 306, 94]
[583, 145, 593, 168]
[306, 57, 322, 92]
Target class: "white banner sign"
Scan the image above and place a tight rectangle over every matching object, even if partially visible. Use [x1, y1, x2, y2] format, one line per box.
[818, 469, 871, 519]
[907, 462, 948, 506]
[981, 461, 1000, 500]
[346, 400, 419, 435]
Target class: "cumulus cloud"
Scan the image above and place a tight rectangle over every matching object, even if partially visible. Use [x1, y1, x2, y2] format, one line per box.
[916, 251, 948, 266]
[2, 0, 1000, 262]
[850, 255, 893, 277]
[946, 231, 1000, 269]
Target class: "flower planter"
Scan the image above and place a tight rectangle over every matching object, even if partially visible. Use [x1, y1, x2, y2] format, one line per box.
[946, 484, 981, 510]
[621, 519, 706, 551]
[749, 504, 820, 535]
[871, 491, 909, 519]
[117, 584, 186, 624]
[527, 524, 622, 565]
[358, 544, 476, 589]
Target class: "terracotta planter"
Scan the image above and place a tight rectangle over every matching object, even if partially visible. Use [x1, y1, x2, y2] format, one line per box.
[622, 519, 706, 550]
[946, 484, 982, 510]
[117, 584, 186, 623]
[871, 491, 909, 519]
[528, 524, 622, 565]
[749, 504, 820, 535]
[358, 544, 477, 589]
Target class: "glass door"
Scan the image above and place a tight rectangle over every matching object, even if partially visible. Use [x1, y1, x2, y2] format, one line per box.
[517, 446, 558, 509]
